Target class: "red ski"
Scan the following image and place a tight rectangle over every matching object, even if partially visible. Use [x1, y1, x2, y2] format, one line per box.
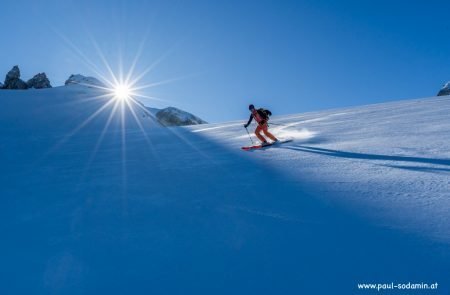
[241, 139, 292, 151]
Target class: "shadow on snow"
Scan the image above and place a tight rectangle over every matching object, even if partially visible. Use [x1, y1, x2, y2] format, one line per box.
[282, 145, 450, 167]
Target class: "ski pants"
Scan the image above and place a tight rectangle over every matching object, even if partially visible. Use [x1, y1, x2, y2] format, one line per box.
[255, 122, 277, 142]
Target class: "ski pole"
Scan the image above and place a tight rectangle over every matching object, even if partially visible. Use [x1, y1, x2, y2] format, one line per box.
[244, 126, 254, 144]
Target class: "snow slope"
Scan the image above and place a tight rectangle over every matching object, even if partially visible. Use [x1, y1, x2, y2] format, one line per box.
[192, 97, 450, 244]
[0, 86, 449, 294]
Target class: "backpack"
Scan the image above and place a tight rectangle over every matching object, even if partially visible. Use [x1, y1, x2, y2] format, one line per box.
[257, 108, 272, 120]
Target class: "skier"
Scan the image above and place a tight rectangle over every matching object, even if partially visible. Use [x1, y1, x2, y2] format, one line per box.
[244, 104, 279, 146]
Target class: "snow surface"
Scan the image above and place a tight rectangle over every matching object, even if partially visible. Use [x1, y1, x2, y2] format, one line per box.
[0, 86, 449, 294]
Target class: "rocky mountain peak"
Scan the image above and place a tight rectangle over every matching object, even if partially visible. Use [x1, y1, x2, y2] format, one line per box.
[437, 81, 450, 96]
[3, 65, 28, 89]
[27, 73, 52, 89]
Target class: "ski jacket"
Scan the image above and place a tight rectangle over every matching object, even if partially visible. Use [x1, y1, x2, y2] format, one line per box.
[246, 108, 269, 126]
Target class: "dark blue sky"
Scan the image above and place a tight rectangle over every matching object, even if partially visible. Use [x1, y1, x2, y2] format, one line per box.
[1, 0, 449, 122]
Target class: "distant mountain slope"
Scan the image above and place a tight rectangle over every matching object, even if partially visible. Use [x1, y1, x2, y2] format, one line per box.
[63, 75, 207, 126]
[437, 81, 450, 96]
[148, 106, 207, 126]
[64, 74, 105, 88]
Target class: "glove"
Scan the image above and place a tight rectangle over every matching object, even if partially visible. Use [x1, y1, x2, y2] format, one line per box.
[244, 123, 249, 128]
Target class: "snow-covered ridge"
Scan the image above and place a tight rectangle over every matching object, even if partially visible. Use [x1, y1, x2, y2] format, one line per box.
[62, 75, 206, 126]
[437, 81, 450, 96]
[64, 74, 105, 88]
[151, 106, 207, 126]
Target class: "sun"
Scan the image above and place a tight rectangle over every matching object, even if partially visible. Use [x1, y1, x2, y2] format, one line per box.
[114, 84, 131, 100]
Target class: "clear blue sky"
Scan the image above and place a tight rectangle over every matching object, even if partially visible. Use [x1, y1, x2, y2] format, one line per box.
[1, 0, 450, 122]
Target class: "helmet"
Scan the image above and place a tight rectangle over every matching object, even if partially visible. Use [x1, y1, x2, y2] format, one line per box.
[248, 104, 255, 110]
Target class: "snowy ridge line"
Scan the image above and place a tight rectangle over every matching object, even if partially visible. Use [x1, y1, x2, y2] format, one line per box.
[273, 95, 450, 121]
[191, 122, 245, 132]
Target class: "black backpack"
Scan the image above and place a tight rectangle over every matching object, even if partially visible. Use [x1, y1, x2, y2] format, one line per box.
[257, 108, 272, 120]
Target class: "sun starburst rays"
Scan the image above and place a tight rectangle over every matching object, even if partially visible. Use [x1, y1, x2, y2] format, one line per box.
[47, 32, 207, 198]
